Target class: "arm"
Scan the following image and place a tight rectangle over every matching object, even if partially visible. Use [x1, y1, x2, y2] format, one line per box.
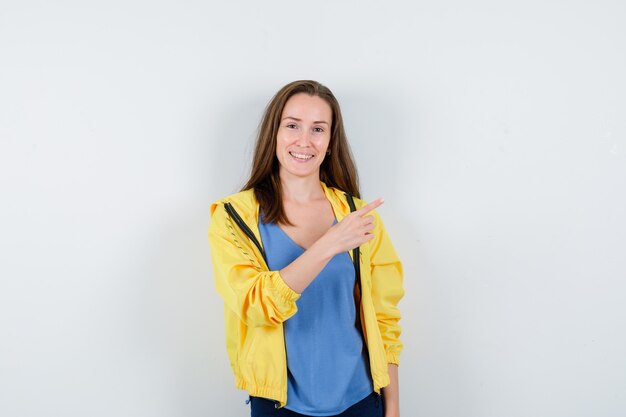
[369, 209, 404, 364]
[280, 197, 385, 293]
[368, 210, 404, 416]
[208, 203, 301, 327]
[208, 199, 385, 327]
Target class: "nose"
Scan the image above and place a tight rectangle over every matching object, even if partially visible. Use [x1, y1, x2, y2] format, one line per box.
[294, 129, 313, 145]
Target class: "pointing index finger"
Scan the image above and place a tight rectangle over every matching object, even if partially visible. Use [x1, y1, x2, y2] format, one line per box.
[355, 197, 385, 216]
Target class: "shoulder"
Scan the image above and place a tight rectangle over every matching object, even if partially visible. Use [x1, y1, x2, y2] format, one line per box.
[209, 188, 257, 216]
[321, 181, 368, 212]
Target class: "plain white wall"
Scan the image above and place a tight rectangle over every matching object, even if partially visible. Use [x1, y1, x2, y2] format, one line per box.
[1, 1, 625, 416]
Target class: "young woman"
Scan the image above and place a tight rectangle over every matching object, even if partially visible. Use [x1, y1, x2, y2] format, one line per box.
[208, 80, 404, 417]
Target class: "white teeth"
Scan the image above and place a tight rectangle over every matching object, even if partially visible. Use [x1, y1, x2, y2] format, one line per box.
[289, 151, 313, 160]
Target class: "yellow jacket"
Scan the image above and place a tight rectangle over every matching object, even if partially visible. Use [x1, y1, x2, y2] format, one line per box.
[208, 181, 404, 408]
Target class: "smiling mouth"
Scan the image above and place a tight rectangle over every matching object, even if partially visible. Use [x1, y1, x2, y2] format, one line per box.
[289, 151, 314, 161]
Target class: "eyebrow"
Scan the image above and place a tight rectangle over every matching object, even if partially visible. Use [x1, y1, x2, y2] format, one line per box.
[282, 116, 329, 126]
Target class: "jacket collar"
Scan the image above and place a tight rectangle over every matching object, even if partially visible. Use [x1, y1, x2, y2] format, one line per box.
[217, 180, 353, 228]
[214, 180, 356, 263]
[321, 181, 352, 222]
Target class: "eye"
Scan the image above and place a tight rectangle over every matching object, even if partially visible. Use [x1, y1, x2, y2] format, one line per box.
[286, 123, 297, 129]
[313, 127, 325, 133]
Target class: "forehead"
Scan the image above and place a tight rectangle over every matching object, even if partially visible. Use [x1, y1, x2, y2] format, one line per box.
[281, 93, 332, 122]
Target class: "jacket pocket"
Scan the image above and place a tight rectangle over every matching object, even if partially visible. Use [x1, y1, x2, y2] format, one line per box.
[248, 326, 285, 382]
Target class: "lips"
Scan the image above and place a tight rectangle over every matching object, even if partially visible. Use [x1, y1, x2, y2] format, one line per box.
[289, 151, 314, 161]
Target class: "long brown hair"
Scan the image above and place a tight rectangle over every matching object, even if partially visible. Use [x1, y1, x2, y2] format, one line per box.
[242, 80, 360, 226]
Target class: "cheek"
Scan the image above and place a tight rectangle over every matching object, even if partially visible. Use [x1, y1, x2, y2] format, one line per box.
[276, 129, 293, 146]
[275, 131, 286, 148]
[315, 134, 331, 149]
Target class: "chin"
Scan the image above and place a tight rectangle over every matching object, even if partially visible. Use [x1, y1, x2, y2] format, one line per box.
[283, 167, 320, 179]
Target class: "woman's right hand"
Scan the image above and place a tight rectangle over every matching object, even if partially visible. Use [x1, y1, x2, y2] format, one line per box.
[321, 197, 385, 256]
[278, 197, 385, 294]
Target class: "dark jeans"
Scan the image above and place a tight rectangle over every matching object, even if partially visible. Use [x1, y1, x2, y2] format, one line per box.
[250, 392, 383, 417]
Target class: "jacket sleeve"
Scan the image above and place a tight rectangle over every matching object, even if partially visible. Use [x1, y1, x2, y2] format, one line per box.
[369, 209, 405, 365]
[208, 201, 301, 328]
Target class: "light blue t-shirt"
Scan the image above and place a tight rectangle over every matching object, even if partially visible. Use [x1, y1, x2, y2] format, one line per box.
[258, 212, 373, 416]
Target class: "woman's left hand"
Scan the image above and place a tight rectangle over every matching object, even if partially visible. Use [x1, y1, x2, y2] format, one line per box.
[382, 364, 400, 417]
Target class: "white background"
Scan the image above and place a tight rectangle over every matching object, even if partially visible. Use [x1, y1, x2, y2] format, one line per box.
[1, 1, 625, 416]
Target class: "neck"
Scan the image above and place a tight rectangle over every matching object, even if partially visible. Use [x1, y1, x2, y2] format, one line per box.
[279, 170, 324, 203]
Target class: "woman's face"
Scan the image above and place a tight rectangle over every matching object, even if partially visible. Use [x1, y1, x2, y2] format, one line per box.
[275, 93, 332, 181]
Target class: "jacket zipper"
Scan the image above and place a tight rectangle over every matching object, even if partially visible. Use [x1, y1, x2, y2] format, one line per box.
[223, 201, 285, 408]
[224, 202, 267, 264]
[344, 193, 361, 291]
[345, 194, 382, 397]
[344, 193, 369, 357]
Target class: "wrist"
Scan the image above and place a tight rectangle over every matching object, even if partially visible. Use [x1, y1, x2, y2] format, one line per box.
[311, 234, 336, 260]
